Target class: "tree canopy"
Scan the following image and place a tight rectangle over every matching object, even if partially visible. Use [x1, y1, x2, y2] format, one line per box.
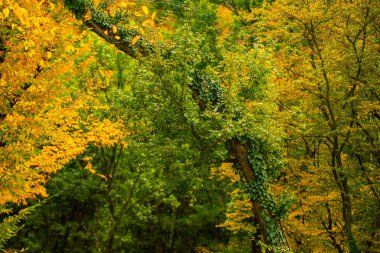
[1, 0, 379, 252]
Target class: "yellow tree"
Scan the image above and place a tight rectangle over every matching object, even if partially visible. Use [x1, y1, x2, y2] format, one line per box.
[256, 0, 380, 251]
[0, 0, 126, 244]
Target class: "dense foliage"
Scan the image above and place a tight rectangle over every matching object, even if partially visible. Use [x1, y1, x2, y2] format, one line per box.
[1, 0, 379, 252]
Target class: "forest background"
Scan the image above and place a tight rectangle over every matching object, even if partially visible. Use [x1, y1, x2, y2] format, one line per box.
[0, 0, 379, 252]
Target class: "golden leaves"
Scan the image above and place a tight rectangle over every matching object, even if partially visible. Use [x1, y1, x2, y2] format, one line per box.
[210, 163, 240, 183]
[65, 44, 75, 53]
[11, 3, 31, 27]
[142, 19, 154, 27]
[87, 119, 127, 147]
[83, 9, 91, 21]
[217, 188, 255, 234]
[141, 6, 149, 15]
[0, 0, 107, 206]
[210, 163, 254, 234]
[83, 157, 96, 174]
[2, 7, 9, 19]
[131, 35, 140, 45]
[216, 5, 233, 28]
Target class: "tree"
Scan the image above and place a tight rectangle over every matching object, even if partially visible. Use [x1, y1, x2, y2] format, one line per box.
[6, 32, 232, 253]
[256, 0, 380, 251]
[0, 1, 125, 247]
[6, 0, 378, 251]
[60, 0, 291, 251]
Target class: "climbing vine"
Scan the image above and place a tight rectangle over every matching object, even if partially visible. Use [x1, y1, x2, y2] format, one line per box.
[246, 137, 286, 247]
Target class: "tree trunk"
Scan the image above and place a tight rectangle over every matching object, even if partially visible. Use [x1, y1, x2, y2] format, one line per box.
[331, 137, 359, 253]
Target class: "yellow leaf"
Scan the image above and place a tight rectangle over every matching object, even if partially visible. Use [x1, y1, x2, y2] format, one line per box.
[28, 50, 35, 57]
[65, 45, 75, 53]
[152, 12, 156, 20]
[142, 19, 154, 27]
[131, 35, 140, 45]
[3, 7, 9, 19]
[84, 162, 95, 174]
[104, 30, 108, 35]
[14, 7, 26, 23]
[97, 173, 107, 180]
[112, 25, 117, 34]
[114, 35, 120, 40]
[83, 157, 92, 162]
[142, 6, 149, 15]
[83, 9, 91, 21]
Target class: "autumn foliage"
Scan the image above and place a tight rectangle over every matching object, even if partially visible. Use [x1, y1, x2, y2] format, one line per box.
[1, 0, 379, 252]
[0, 3, 127, 244]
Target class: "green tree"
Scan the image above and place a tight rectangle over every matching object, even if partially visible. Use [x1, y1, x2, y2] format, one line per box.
[61, 1, 292, 251]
